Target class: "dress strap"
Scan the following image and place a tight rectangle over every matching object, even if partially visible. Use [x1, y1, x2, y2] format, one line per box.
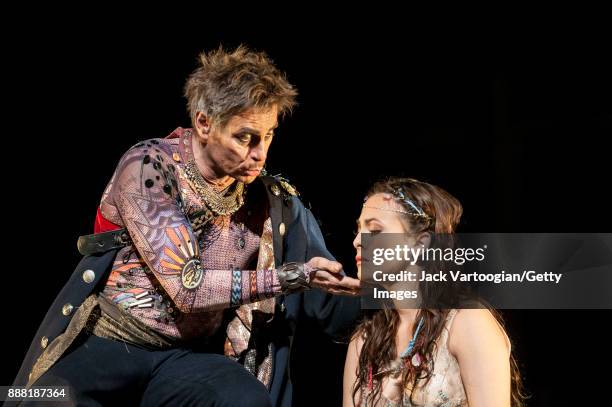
[440, 309, 459, 347]
[446, 309, 459, 325]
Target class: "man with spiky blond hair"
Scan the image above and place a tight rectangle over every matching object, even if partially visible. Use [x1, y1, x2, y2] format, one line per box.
[14, 45, 360, 407]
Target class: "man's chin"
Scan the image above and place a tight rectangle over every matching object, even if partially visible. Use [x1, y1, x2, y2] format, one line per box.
[234, 174, 259, 184]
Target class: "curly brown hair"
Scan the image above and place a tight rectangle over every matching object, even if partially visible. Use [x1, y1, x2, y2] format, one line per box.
[184, 44, 298, 128]
[353, 177, 526, 407]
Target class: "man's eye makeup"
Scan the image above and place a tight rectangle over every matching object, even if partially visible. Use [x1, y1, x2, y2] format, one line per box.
[235, 133, 253, 143]
[234, 130, 274, 145]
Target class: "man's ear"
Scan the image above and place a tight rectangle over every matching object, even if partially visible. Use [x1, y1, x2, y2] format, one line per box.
[194, 112, 211, 142]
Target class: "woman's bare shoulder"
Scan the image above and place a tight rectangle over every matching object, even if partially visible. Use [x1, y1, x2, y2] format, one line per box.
[448, 308, 511, 358]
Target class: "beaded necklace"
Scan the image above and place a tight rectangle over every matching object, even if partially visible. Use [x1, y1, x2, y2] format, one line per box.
[367, 316, 425, 392]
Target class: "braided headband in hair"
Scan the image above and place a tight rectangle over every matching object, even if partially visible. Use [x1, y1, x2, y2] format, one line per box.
[363, 187, 431, 220]
[394, 188, 430, 219]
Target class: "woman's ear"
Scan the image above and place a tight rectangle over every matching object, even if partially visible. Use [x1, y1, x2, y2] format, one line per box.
[415, 232, 432, 249]
[194, 112, 211, 143]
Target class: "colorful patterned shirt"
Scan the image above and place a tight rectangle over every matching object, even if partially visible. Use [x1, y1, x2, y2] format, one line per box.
[97, 127, 282, 341]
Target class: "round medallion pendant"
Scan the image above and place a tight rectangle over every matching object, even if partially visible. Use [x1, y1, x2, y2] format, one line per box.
[181, 259, 204, 289]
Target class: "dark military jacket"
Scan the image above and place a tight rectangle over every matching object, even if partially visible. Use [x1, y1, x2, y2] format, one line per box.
[12, 176, 361, 407]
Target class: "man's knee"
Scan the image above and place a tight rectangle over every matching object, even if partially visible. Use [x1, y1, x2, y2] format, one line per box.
[213, 379, 272, 407]
[142, 375, 272, 407]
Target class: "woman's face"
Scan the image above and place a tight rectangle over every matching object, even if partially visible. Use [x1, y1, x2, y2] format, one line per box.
[353, 193, 410, 279]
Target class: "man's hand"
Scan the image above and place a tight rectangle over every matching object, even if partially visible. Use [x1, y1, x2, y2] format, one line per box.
[307, 257, 361, 296]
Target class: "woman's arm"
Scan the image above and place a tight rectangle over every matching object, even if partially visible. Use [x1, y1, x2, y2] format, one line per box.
[448, 308, 512, 407]
[343, 335, 363, 407]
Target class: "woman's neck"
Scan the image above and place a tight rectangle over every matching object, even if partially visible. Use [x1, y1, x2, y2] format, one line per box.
[396, 308, 419, 326]
[388, 278, 419, 319]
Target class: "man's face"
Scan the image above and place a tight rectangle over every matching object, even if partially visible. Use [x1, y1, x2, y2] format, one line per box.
[197, 105, 278, 184]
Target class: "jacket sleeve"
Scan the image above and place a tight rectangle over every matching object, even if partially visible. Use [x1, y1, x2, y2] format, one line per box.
[301, 205, 361, 340]
[109, 143, 284, 313]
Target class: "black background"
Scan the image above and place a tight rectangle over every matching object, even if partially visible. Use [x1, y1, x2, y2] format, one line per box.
[4, 11, 611, 406]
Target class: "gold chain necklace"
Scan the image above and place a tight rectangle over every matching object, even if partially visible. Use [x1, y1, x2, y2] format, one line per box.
[184, 159, 245, 216]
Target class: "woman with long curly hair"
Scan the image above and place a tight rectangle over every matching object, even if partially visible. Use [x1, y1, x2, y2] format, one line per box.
[344, 177, 525, 406]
